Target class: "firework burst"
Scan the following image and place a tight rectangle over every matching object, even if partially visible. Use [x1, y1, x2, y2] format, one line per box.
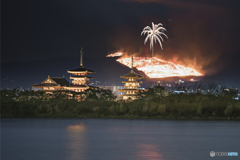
[141, 22, 168, 57]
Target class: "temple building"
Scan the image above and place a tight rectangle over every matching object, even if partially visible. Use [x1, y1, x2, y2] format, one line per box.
[32, 47, 95, 95]
[65, 47, 95, 92]
[117, 56, 144, 100]
[32, 76, 71, 94]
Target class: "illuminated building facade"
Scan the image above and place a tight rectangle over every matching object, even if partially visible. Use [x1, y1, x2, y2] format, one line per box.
[32, 76, 70, 94]
[117, 56, 144, 100]
[32, 48, 95, 94]
[64, 48, 95, 92]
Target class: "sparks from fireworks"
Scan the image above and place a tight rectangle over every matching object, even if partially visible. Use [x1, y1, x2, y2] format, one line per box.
[141, 22, 168, 57]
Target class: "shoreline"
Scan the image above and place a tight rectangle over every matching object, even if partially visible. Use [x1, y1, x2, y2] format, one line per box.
[2, 115, 240, 121]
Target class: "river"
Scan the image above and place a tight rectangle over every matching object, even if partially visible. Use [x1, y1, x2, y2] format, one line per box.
[1, 118, 239, 160]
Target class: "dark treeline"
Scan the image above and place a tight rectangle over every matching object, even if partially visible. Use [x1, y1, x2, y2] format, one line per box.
[1, 87, 240, 120]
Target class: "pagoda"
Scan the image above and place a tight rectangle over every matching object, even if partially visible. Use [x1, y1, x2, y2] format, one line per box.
[65, 47, 95, 92]
[117, 55, 144, 100]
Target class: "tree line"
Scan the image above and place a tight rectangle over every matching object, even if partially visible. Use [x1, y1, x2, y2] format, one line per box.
[1, 86, 240, 120]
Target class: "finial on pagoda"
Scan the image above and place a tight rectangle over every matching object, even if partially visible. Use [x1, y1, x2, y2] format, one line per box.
[131, 53, 134, 73]
[80, 47, 83, 67]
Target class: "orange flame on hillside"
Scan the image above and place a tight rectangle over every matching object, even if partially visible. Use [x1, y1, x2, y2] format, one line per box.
[106, 52, 123, 57]
[107, 52, 202, 78]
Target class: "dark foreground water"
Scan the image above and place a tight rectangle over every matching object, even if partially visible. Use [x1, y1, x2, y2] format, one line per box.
[1, 118, 240, 160]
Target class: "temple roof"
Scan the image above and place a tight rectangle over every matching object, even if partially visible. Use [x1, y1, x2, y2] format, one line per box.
[32, 83, 59, 87]
[68, 66, 95, 73]
[32, 76, 71, 87]
[51, 77, 71, 86]
[121, 70, 144, 79]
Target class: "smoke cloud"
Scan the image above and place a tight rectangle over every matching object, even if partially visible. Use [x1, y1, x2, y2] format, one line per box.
[110, 0, 239, 76]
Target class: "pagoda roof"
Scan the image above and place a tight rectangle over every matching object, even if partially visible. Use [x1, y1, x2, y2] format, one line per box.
[65, 85, 89, 88]
[121, 70, 144, 79]
[32, 83, 59, 87]
[68, 66, 95, 73]
[70, 76, 93, 79]
[32, 76, 71, 87]
[122, 81, 142, 83]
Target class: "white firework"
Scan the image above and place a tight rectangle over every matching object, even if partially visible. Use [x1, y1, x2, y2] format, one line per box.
[141, 22, 168, 57]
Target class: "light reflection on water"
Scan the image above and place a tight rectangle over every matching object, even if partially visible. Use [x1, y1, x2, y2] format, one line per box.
[66, 123, 86, 159]
[137, 144, 163, 160]
[1, 119, 240, 160]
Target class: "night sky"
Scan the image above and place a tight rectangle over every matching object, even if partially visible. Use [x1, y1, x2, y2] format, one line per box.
[2, 0, 240, 89]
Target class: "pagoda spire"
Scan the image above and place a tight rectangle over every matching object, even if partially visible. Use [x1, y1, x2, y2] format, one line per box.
[80, 47, 83, 67]
[131, 53, 134, 72]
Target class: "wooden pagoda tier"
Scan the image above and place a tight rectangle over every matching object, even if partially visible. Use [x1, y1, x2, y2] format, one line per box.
[65, 85, 89, 92]
[122, 81, 142, 88]
[117, 69, 144, 100]
[70, 76, 93, 85]
[32, 76, 71, 93]
[65, 67, 95, 92]
[64, 48, 95, 92]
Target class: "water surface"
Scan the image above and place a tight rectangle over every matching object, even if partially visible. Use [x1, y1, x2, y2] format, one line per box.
[1, 118, 240, 160]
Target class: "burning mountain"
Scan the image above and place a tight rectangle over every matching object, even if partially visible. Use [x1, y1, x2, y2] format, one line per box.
[106, 52, 123, 57]
[107, 52, 202, 78]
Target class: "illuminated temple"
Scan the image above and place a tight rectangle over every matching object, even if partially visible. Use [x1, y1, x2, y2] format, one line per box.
[32, 76, 71, 94]
[65, 48, 95, 92]
[32, 48, 95, 93]
[117, 56, 144, 100]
